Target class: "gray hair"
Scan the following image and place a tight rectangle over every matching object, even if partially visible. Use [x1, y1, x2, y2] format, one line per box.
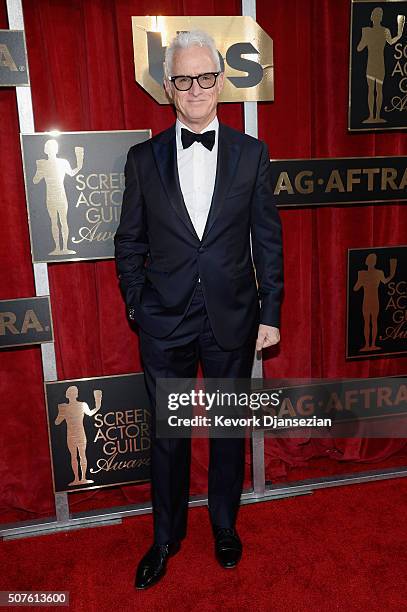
[164, 29, 221, 77]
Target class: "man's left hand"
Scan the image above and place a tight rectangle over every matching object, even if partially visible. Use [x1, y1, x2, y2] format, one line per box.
[256, 324, 280, 351]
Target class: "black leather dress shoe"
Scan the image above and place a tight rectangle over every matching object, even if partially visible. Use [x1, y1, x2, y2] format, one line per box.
[135, 541, 180, 589]
[213, 526, 242, 568]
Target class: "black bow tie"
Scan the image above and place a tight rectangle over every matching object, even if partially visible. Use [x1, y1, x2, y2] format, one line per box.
[181, 128, 216, 151]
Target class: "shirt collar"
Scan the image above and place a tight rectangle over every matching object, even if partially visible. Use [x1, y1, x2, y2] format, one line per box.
[176, 116, 219, 150]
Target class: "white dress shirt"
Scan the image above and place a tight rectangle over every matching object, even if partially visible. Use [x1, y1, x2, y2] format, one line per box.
[175, 116, 219, 240]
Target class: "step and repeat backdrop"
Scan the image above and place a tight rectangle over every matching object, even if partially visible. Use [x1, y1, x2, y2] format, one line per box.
[1, 0, 407, 515]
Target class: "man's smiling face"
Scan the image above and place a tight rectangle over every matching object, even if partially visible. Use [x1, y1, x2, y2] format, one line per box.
[164, 45, 224, 132]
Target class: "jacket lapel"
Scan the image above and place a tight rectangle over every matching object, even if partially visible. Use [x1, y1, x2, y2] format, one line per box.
[151, 122, 242, 243]
[152, 126, 200, 241]
[201, 123, 241, 242]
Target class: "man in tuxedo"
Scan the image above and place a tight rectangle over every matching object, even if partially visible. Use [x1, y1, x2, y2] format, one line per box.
[114, 30, 283, 589]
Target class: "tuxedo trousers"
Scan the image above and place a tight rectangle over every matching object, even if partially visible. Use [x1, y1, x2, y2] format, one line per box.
[139, 282, 257, 545]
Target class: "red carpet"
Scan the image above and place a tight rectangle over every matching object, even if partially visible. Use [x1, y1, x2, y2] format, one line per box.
[1, 478, 406, 611]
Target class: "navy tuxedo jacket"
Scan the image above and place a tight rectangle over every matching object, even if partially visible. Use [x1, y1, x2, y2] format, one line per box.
[114, 122, 283, 350]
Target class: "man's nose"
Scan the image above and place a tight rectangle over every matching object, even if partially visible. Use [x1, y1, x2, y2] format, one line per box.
[190, 79, 201, 95]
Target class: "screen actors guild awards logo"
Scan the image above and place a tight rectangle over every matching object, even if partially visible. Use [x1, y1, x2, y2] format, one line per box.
[347, 246, 407, 359]
[22, 131, 150, 263]
[350, 1, 407, 130]
[33, 140, 84, 256]
[55, 385, 102, 486]
[357, 8, 405, 123]
[46, 374, 151, 492]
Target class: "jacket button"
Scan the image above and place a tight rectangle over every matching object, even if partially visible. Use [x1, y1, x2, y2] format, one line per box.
[198, 246, 205, 253]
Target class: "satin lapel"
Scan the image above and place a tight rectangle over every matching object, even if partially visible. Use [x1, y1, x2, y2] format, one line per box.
[201, 123, 242, 242]
[152, 128, 200, 241]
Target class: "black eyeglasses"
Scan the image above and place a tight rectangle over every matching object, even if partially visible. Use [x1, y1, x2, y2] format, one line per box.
[169, 72, 220, 91]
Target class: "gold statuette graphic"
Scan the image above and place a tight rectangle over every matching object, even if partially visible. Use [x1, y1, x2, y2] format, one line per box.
[55, 386, 102, 486]
[357, 8, 405, 124]
[33, 139, 84, 255]
[353, 253, 397, 351]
